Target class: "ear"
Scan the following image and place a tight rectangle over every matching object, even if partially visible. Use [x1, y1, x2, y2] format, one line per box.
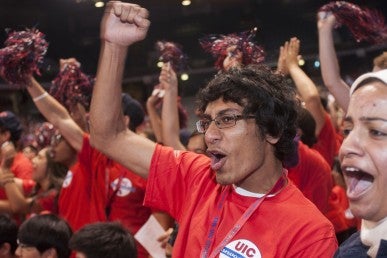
[123, 115, 130, 128]
[266, 135, 279, 145]
[0, 130, 11, 142]
[0, 242, 11, 256]
[42, 247, 57, 258]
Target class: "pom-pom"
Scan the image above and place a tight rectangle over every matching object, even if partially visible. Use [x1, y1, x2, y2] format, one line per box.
[319, 1, 387, 43]
[34, 122, 59, 150]
[0, 28, 48, 86]
[199, 27, 265, 70]
[155, 41, 188, 72]
[50, 60, 95, 111]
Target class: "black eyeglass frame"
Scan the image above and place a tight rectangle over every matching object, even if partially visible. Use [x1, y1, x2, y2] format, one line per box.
[196, 114, 256, 133]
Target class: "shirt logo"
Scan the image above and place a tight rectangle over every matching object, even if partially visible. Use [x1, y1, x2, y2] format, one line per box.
[62, 170, 73, 188]
[220, 239, 261, 258]
[110, 178, 135, 197]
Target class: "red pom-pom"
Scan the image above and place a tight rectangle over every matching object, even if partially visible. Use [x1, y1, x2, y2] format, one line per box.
[155, 41, 188, 72]
[199, 27, 265, 70]
[0, 28, 48, 86]
[50, 61, 95, 111]
[34, 122, 59, 150]
[319, 1, 387, 43]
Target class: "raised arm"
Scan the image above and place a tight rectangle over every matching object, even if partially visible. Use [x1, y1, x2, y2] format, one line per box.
[146, 86, 163, 143]
[318, 12, 350, 111]
[89, 1, 155, 178]
[160, 63, 186, 150]
[283, 37, 326, 135]
[26, 76, 84, 152]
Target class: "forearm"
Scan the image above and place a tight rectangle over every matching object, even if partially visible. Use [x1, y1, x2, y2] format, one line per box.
[27, 77, 85, 152]
[27, 77, 72, 125]
[162, 88, 186, 150]
[318, 26, 350, 111]
[0, 200, 13, 213]
[288, 65, 326, 134]
[90, 41, 128, 145]
[146, 101, 163, 143]
[4, 179, 30, 214]
[90, 42, 155, 178]
[288, 65, 320, 103]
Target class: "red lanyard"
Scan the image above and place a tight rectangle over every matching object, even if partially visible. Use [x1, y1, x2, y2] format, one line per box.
[201, 173, 287, 258]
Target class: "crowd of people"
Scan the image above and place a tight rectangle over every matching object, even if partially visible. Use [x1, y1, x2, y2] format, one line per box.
[0, 1, 387, 257]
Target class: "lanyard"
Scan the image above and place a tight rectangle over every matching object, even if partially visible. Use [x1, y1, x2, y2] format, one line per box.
[201, 173, 287, 258]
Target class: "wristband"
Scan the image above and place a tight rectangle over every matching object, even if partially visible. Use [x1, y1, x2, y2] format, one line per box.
[33, 92, 49, 102]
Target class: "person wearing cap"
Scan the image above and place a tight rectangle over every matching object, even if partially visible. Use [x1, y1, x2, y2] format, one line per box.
[334, 69, 387, 257]
[0, 111, 33, 181]
[90, 2, 338, 257]
[16, 214, 72, 258]
[21, 57, 172, 258]
[0, 111, 34, 207]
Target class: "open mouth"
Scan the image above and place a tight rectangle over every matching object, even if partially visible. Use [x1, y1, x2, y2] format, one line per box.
[207, 151, 226, 171]
[343, 167, 374, 199]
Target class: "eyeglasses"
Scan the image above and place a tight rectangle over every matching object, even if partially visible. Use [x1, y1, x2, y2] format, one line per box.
[50, 134, 62, 146]
[196, 114, 255, 133]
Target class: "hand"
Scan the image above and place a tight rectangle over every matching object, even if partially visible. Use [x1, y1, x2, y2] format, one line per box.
[317, 11, 337, 30]
[147, 84, 163, 107]
[285, 37, 301, 69]
[100, 1, 150, 46]
[223, 45, 242, 71]
[276, 43, 288, 75]
[159, 62, 178, 91]
[59, 58, 81, 71]
[1, 141, 16, 169]
[157, 227, 173, 248]
[0, 170, 15, 187]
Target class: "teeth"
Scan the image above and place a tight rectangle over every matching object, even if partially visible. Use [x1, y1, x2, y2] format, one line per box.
[345, 167, 359, 172]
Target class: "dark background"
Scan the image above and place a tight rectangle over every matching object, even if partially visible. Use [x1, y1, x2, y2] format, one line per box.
[1, 0, 386, 125]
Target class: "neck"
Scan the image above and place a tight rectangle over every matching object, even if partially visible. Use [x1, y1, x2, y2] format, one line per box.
[39, 177, 52, 191]
[62, 155, 77, 168]
[236, 161, 285, 194]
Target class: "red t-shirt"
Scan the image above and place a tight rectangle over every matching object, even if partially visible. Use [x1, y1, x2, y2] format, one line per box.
[0, 154, 33, 200]
[58, 135, 107, 232]
[326, 185, 360, 233]
[313, 112, 337, 168]
[89, 145, 151, 258]
[11, 152, 33, 179]
[58, 134, 151, 257]
[145, 145, 338, 257]
[288, 141, 333, 214]
[22, 180, 59, 216]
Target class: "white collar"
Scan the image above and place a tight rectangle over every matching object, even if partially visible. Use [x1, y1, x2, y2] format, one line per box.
[361, 217, 387, 258]
[233, 185, 275, 198]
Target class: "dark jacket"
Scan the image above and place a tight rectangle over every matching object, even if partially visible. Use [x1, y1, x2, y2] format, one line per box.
[335, 232, 387, 258]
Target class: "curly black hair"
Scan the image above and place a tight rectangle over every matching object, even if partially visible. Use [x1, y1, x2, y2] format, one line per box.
[196, 64, 299, 162]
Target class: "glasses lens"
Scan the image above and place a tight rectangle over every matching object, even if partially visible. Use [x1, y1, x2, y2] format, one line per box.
[196, 121, 205, 133]
[50, 134, 62, 146]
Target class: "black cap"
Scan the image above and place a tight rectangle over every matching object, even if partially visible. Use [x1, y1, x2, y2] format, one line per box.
[0, 111, 23, 142]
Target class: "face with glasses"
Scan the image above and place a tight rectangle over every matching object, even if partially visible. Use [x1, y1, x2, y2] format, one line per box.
[49, 133, 76, 166]
[201, 98, 280, 192]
